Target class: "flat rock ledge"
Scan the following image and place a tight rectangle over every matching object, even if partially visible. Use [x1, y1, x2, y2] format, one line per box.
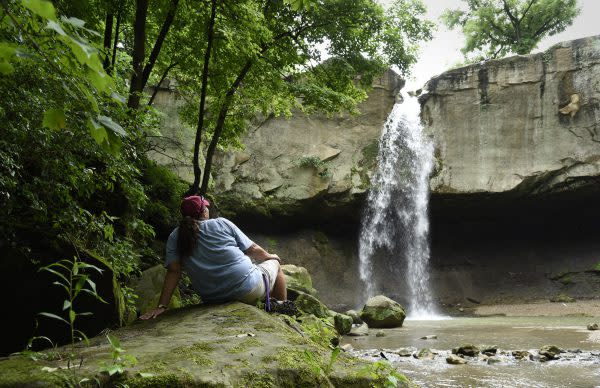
[0, 303, 404, 387]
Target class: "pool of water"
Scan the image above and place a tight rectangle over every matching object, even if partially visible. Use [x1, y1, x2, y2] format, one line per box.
[343, 317, 600, 387]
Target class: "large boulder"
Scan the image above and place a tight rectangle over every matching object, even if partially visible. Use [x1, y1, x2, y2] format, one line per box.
[360, 295, 406, 328]
[130, 265, 182, 315]
[295, 292, 330, 318]
[281, 264, 318, 296]
[333, 313, 353, 335]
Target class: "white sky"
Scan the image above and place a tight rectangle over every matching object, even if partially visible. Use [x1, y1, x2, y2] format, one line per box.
[385, 0, 600, 90]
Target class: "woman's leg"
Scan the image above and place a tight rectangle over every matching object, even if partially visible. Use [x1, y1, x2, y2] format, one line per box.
[271, 266, 287, 300]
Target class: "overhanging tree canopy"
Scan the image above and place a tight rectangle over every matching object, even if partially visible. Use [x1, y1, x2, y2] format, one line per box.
[442, 0, 580, 59]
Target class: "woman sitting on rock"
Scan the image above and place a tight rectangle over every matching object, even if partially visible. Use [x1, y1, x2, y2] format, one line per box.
[140, 195, 287, 319]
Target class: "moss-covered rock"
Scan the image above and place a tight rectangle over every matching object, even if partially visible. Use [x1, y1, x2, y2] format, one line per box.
[0, 303, 407, 387]
[334, 313, 353, 335]
[281, 264, 318, 296]
[295, 292, 330, 318]
[360, 295, 406, 328]
[129, 264, 182, 315]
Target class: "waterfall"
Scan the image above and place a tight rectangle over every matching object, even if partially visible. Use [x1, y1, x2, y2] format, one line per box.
[358, 91, 438, 318]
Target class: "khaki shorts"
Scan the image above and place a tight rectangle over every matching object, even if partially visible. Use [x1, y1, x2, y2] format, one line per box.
[237, 259, 280, 304]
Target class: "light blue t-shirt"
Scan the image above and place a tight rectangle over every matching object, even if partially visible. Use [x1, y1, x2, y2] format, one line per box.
[165, 217, 262, 303]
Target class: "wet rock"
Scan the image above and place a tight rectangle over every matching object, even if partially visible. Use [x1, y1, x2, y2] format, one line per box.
[420, 335, 437, 340]
[456, 344, 480, 357]
[466, 297, 481, 304]
[333, 313, 353, 335]
[360, 295, 406, 328]
[340, 344, 353, 352]
[414, 348, 435, 360]
[375, 330, 386, 337]
[295, 293, 329, 318]
[587, 323, 599, 330]
[512, 350, 530, 359]
[391, 348, 414, 357]
[487, 356, 502, 365]
[568, 348, 582, 353]
[481, 345, 498, 356]
[345, 310, 363, 324]
[348, 323, 369, 336]
[549, 294, 575, 303]
[446, 354, 467, 365]
[539, 345, 562, 360]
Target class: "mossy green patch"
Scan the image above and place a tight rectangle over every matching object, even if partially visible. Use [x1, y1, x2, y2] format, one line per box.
[227, 337, 263, 354]
[238, 371, 276, 388]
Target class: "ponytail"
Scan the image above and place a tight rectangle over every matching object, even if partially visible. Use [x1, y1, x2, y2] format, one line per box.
[177, 216, 200, 259]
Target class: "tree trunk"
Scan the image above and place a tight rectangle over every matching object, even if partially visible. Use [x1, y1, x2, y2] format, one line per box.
[187, 0, 218, 196]
[110, 11, 121, 74]
[198, 60, 253, 196]
[148, 61, 179, 106]
[141, 0, 179, 89]
[102, 12, 113, 72]
[127, 0, 149, 109]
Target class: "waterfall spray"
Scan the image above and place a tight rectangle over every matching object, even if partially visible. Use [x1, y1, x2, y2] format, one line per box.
[358, 92, 437, 318]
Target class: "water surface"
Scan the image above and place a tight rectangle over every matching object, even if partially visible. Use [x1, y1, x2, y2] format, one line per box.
[344, 317, 600, 387]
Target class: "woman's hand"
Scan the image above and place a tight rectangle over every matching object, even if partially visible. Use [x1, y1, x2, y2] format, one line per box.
[139, 306, 167, 320]
[269, 253, 281, 262]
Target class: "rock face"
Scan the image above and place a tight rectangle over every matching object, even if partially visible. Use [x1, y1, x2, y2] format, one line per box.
[130, 265, 182, 315]
[0, 303, 401, 387]
[212, 69, 403, 227]
[281, 264, 318, 296]
[420, 35, 600, 200]
[360, 295, 406, 328]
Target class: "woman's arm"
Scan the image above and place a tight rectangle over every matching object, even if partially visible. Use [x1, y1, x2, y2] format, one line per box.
[244, 243, 280, 263]
[139, 260, 182, 320]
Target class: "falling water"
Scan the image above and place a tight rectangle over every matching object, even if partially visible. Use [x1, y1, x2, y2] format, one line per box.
[358, 91, 437, 318]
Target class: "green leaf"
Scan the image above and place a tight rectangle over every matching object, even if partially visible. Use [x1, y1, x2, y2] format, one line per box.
[42, 108, 66, 130]
[110, 92, 126, 104]
[40, 266, 69, 284]
[87, 68, 112, 93]
[69, 309, 76, 324]
[85, 278, 97, 293]
[97, 115, 126, 137]
[62, 300, 71, 311]
[46, 20, 66, 36]
[87, 119, 108, 145]
[0, 42, 16, 60]
[81, 288, 107, 303]
[74, 277, 86, 296]
[21, 0, 57, 21]
[78, 262, 104, 274]
[0, 60, 14, 74]
[38, 312, 68, 325]
[60, 16, 85, 28]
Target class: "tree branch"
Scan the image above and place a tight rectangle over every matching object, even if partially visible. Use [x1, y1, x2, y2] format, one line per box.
[141, 0, 180, 89]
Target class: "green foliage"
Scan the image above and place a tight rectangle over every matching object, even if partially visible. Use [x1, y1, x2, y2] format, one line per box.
[442, 0, 580, 59]
[358, 360, 408, 388]
[39, 256, 107, 346]
[296, 156, 331, 178]
[100, 334, 137, 376]
[1, 0, 125, 153]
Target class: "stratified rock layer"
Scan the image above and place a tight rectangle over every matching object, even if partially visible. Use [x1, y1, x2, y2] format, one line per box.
[212, 70, 403, 228]
[420, 35, 600, 204]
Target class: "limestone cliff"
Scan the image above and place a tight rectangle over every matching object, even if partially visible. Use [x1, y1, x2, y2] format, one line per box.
[420, 35, 600, 202]
[211, 69, 403, 228]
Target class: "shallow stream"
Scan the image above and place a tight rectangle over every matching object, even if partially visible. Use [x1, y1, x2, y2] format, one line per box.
[344, 317, 600, 387]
